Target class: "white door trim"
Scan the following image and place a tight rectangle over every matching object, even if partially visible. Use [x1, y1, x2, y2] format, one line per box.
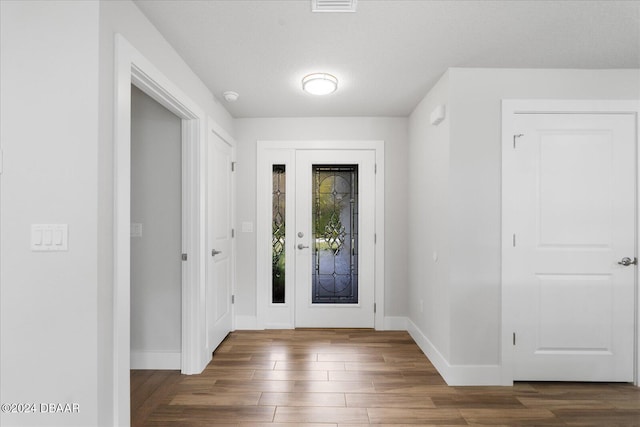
[114, 34, 210, 426]
[501, 99, 640, 386]
[256, 140, 385, 330]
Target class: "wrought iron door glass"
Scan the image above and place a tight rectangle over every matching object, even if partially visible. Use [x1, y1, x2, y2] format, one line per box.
[272, 165, 285, 303]
[312, 165, 358, 304]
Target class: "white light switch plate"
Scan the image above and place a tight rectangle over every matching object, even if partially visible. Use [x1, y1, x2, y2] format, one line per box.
[130, 223, 143, 238]
[31, 224, 68, 251]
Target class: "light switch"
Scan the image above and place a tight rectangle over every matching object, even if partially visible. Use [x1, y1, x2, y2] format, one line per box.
[54, 229, 63, 245]
[44, 230, 53, 245]
[130, 223, 143, 238]
[31, 224, 68, 251]
[33, 229, 43, 246]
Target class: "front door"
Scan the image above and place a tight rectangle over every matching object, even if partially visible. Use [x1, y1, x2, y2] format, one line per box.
[294, 150, 376, 327]
[258, 144, 380, 329]
[505, 112, 636, 381]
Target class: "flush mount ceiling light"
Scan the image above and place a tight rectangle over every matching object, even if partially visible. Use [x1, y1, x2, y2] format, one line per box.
[312, 0, 357, 12]
[302, 73, 338, 95]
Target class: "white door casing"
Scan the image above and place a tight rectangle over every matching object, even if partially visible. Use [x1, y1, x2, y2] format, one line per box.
[114, 35, 206, 427]
[256, 147, 295, 329]
[256, 141, 385, 330]
[502, 100, 638, 384]
[295, 150, 376, 328]
[114, 34, 236, 426]
[206, 129, 234, 353]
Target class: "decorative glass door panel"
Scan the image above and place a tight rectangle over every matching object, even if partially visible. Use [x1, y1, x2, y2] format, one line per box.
[272, 165, 286, 304]
[312, 165, 358, 304]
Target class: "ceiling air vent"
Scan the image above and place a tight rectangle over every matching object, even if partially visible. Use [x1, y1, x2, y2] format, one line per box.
[312, 0, 357, 13]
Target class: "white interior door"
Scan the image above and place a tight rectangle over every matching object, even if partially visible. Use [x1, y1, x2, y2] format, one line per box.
[206, 132, 233, 352]
[294, 150, 376, 328]
[506, 113, 636, 381]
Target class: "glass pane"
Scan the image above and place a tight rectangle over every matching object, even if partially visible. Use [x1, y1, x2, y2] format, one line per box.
[272, 165, 286, 304]
[312, 165, 358, 304]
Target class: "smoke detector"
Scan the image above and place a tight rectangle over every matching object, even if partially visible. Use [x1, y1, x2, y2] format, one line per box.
[312, 0, 357, 13]
[223, 91, 239, 102]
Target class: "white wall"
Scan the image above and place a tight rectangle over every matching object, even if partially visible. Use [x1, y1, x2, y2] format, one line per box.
[448, 68, 640, 367]
[234, 117, 409, 325]
[407, 68, 640, 384]
[98, 1, 234, 425]
[1, 1, 100, 426]
[0, 1, 235, 426]
[130, 86, 182, 368]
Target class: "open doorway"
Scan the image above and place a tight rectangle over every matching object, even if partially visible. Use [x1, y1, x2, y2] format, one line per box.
[130, 85, 182, 370]
[114, 35, 211, 426]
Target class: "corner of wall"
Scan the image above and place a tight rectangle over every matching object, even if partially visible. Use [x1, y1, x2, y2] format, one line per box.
[407, 319, 502, 386]
[407, 70, 452, 363]
[383, 316, 408, 330]
[235, 315, 259, 330]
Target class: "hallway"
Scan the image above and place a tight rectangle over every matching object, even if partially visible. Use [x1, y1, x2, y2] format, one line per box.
[131, 329, 640, 426]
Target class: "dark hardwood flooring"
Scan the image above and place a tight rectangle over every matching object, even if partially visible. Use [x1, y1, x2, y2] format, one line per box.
[131, 329, 640, 426]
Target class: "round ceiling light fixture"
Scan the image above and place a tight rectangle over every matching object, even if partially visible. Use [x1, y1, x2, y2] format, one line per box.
[302, 73, 338, 95]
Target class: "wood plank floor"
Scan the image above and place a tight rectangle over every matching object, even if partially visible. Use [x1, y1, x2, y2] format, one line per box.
[131, 329, 640, 426]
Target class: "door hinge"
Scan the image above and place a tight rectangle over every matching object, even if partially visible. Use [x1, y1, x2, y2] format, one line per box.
[374, 163, 377, 174]
[513, 133, 524, 149]
[181, 253, 188, 261]
[231, 295, 235, 304]
[513, 332, 516, 346]
[231, 228, 235, 238]
[231, 161, 236, 172]
[374, 302, 376, 313]
[374, 233, 377, 244]
[512, 233, 516, 247]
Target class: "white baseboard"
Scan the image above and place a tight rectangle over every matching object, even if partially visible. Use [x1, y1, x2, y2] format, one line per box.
[263, 322, 294, 329]
[235, 315, 406, 330]
[235, 315, 259, 330]
[383, 316, 408, 330]
[406, 318, 504, 386]
[130, 350, 181, 370]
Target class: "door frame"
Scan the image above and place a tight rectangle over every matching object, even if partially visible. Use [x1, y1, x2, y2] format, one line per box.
[256, 140, 385, 330]
[114, 34, 223, 426]
[501, 99, 640, 386]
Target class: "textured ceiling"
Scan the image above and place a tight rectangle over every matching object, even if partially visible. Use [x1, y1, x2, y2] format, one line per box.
[133, 0, 640, 118]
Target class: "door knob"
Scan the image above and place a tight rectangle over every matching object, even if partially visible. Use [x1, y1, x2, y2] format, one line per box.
[297, 243, 309, 250]
[211, 249, 222, 256]
[618, 257, 637, 266]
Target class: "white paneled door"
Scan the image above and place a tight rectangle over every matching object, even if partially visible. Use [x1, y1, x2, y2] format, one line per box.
[206, 132, 233, 352]
[505, 113, 636, 381]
